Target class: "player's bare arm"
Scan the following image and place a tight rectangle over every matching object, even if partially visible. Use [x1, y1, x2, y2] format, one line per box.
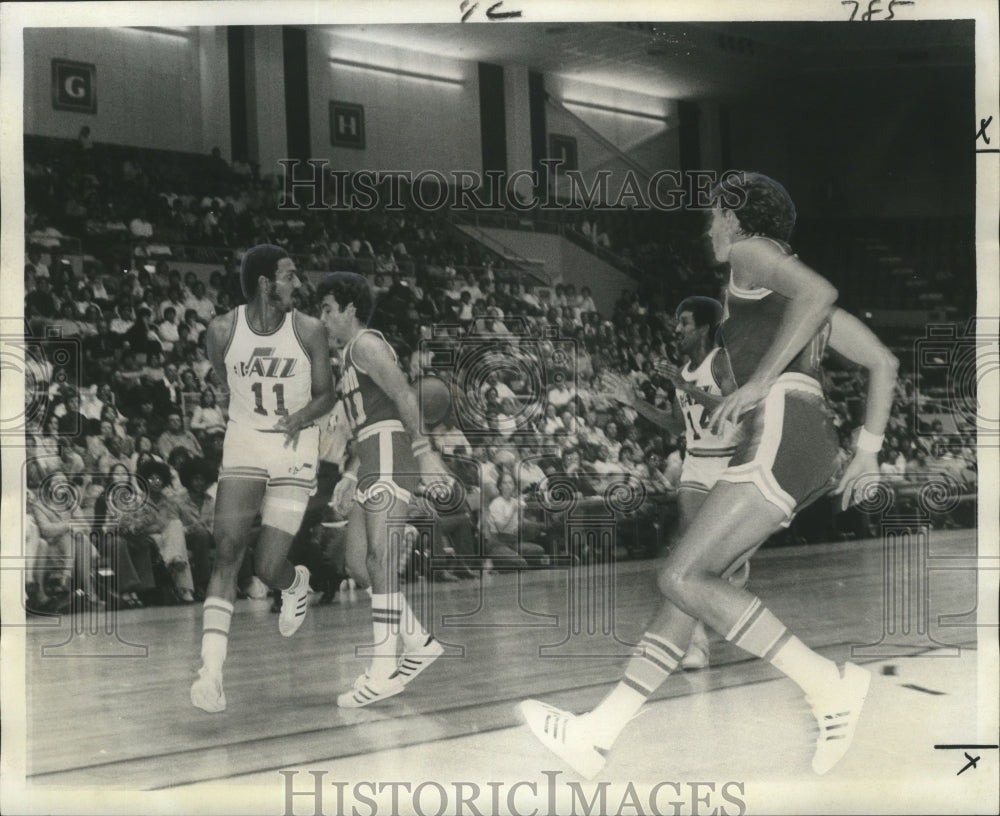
[654, 359, 686, 388]
[673, 382, 723, 411]
[710, 348, 738, 396]
[205, 311, 237, 391]
[711, 238, 837, 430]
[729, 238, 838, 384]
[331, 452, 360, 518]
[606, 370, 704, 435]
[635, 397, 688, 436]
[274, 313, 336, 438]
[656, 359, 720, 407]
[827, 308, 899, 509]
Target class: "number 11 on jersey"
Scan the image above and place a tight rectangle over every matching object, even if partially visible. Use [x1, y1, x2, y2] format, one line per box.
[251, 382, 288, 416]
[345, 391, 367, 428]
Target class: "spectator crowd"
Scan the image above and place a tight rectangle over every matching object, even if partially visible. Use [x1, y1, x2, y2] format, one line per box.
[21, 135, 977, 615]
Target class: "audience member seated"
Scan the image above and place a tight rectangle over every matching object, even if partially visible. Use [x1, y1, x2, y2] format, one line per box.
[485, 472, 548, 569]
[189, 388, 226, 437]
[93, 463, 153, 607]
[119, 459, 197, 603]
[157, 410, 203, 460]
[27, 470, 102, 612]
[174, 457, 218, 599]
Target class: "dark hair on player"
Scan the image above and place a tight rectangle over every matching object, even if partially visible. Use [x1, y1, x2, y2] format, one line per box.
[316, 272, 375, 325]
[240, 244, 289, 300]
[675, 296, 724, 345]
[715, 172, 797, 243]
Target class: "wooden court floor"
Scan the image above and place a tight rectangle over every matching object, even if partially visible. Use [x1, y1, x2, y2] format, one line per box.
[16, 528, 998, 814]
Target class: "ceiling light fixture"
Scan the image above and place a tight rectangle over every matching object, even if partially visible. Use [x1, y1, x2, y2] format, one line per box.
[561, 98, 668, 122]
[329, 57, 464, 86]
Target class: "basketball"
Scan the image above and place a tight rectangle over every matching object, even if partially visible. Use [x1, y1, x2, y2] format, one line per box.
[419, 376, 453, 430]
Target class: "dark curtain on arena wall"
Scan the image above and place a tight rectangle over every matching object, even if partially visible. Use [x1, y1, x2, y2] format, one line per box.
[678, 100, 701, 174]
[478, 62, 507, 177]
[528, 71, 547, 197]
[228, 26, 249, 163]
[283, 26, 311, 162]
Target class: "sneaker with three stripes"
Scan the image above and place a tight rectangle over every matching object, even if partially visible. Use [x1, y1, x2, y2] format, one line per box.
[517, 699, 607, 779]
[390, 636, 444, 685]
[808, 661, 872, 774]
[337, 672, 406, 708]
[278, 565, 310, 637]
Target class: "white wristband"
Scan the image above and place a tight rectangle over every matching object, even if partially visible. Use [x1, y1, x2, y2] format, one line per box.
[411, 439, 432, 457]
[856, 427, 884, 453]
[341, 471, 357, 483]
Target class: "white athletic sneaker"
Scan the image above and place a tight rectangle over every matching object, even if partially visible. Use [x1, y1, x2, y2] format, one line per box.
[680, 624, 711, 670]
[190, 667, 226, 713]
[808, 662, 872, 774]
[337, 672, 406, 708]
[278, 565, 310, 637]
[391, 637, 444, 686]
[680, 640, 710, 670]
[518, 700, 607, 780]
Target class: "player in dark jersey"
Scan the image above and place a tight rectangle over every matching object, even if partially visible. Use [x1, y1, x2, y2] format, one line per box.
[521, 173, 898, 778]
[317, 272, 451, 707]
[191, 245, 335, 713]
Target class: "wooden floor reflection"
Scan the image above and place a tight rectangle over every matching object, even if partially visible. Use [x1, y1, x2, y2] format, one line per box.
[24, 529, 988, 812]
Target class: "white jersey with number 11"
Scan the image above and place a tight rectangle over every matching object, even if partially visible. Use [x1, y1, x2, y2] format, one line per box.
[677, 347, 740, 457]
[223, 305, 313, 430]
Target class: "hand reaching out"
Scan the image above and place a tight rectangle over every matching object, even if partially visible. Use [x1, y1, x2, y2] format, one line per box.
[330, 473, 357, 517]
[832, 451, 881, 511]
[654, 359, 684, 388]
[708, 378, 770, 433]
[601, 371, 636, 406]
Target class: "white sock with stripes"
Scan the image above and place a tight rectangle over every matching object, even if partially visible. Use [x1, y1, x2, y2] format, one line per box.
[369, 593, 401, 680]
[399, 595, 432, 651]
[587, 633, 685, 749]
[200, 597, 234, 675]
[726, 596, 839, 698]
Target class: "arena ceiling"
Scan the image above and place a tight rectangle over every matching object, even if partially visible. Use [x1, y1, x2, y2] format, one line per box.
[325, 20, 974, 99]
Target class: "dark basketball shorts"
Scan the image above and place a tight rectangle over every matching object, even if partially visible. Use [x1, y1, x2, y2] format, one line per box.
[354, 420, 421, 511]
[718, 373, 840, 526]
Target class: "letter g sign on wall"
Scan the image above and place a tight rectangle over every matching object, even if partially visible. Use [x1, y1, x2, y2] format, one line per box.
[52, 59, 96, 114]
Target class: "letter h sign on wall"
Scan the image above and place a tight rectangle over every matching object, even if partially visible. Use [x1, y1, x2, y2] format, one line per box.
[52, 59, 96, 114]
[330, 101, 365, 149]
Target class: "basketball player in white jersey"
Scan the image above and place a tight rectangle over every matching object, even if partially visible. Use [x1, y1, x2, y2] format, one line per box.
[606, 296, 747, 670]
[191, 245, 335, 713]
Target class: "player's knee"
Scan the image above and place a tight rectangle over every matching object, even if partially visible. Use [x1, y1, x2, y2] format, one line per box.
[656, 563, 699, 602]
[656, 565, 680, 598]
